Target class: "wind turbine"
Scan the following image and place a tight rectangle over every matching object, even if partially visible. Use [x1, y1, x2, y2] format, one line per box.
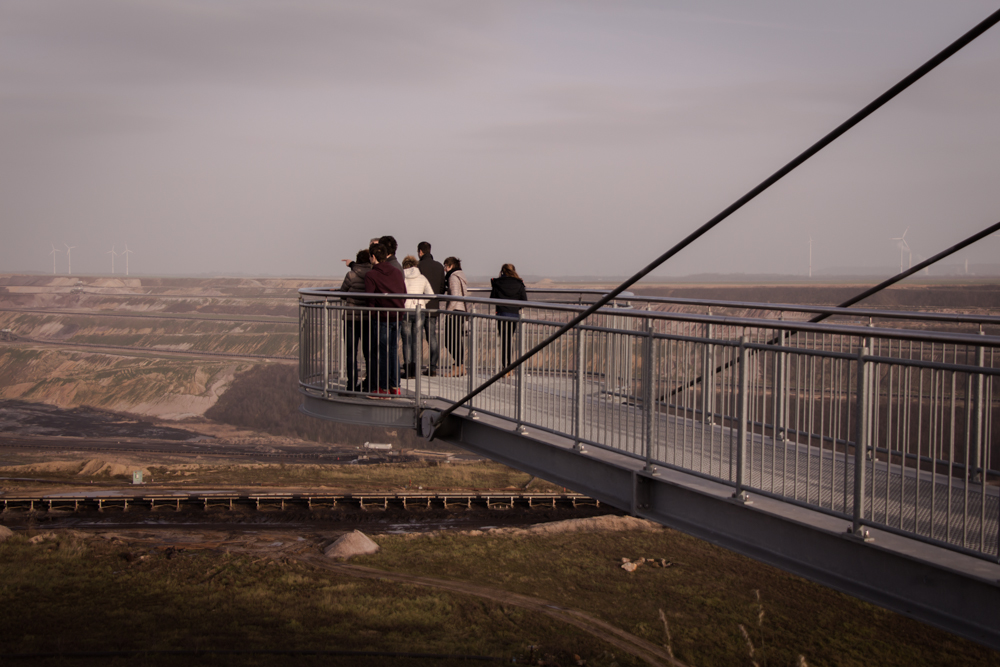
[49, 245, 61, 275]
[64, 243, 76, 275]
[807, 237, 813, 278]
[107, 246, 118, 274]
[122, 244, 133, 276]
[890, 228, 912, 272]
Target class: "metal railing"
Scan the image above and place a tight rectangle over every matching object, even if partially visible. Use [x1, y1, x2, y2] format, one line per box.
[299, 289, 1000, 561]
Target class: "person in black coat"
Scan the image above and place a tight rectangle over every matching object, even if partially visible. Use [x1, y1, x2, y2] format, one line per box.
[490, 264, 528, 371]
[417, 241, 446, 375]
[340, 249, 372, 392]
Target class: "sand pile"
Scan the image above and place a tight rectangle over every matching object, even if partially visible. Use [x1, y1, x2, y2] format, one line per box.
[0, 459, 148, 478]
[324, 531, 380, 560]
[78, 459, 145, 477]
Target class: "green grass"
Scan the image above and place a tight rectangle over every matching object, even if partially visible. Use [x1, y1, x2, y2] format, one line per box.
[146, 460, 562, 490]
[2, 525, 996, 667]
[358, 530, 1000, 667]
[2, 460, 563, 492]
[0, 532, 634, 667]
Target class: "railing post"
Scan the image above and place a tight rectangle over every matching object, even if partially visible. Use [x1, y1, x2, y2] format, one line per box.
[642, 318, 658, 473]
[702, 321, 715, 425]
[414, 305, 423, 409]
[851, 341, 873, 540]
[516, 318, 527, 434]
[322, 298, 330, 399]
[971, 334, 985, 484]
[336, 305, 345, 385]
[774, 325, 787, 441]
[733, 336, 751, 503]
[298, 296, 305, 385]
[468, 313, 477, 415]
[574, 327, 586, 452]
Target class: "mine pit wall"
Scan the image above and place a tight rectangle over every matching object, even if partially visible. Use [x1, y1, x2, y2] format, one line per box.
[0, 347, 250, 420]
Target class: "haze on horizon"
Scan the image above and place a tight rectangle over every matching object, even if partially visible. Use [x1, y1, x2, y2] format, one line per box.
[3, 1, 1000, 281]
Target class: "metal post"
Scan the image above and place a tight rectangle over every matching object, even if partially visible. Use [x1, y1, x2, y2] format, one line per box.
[643, 318, 658, 474]
[468, 314, 477, 416]
[516, 319, 527, 434]
[851, 342, 873, 540]
[574, 327, 586, 452]
[971, 336, 984, 483]
[298, 296, 305, 386]
[733, 336, 751, 503]
[322, 299, 330, 398]
[775, 326, 787, 440]
[414, 305, 423, 410]
[702, 321, 715, 425]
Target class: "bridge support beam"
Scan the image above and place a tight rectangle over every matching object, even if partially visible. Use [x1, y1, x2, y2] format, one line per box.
[422, 407, 1000, 651]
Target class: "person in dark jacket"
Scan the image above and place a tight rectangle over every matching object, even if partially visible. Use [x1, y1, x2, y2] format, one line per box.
[417, 241, 446, 376]
[364, 243, 406, 395]
[378, 235, 403, 274]
[490, 264, 528, 371]
[340, 249, 372, 392]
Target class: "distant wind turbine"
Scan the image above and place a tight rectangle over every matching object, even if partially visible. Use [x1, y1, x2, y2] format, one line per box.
[49, 245, 61, 275]
[64, 244, 76, 275]
[122, 244, 133, 276]
[890, 228, 912, 272]
[807, 237, 813, 278]
[107, 246, 118, 274]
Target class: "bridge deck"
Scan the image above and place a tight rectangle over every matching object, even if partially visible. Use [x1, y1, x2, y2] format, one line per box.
[395, 372, 1000, 558]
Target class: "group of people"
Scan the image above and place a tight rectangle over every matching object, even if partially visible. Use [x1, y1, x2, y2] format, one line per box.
[339, 236, 527, 396]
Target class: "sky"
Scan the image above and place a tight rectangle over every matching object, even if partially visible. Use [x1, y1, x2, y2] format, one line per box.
[3, 0, 1000, 280]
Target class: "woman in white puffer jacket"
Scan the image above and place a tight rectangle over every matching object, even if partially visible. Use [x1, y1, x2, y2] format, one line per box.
[401, 255, 434, 378]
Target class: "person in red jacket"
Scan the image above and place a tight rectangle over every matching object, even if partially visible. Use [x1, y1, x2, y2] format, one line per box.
[364, 243, 406, 395]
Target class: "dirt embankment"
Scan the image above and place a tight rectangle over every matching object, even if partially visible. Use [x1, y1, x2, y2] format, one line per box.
[0, 310, 297, 357]
[0, 274, 302, 318]
[0, 347, 248, 419]
[0, 360, 426, 450]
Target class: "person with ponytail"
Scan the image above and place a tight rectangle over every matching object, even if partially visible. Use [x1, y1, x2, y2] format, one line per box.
[442, 257, 469, 376]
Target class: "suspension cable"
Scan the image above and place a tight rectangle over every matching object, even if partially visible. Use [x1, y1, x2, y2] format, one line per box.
[432, 7, 1000, 431]
[669, 218, 1000, 398]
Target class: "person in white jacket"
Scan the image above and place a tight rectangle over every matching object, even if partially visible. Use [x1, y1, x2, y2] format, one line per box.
[401, 255, 434, 378]
[442, 256, 470, 376]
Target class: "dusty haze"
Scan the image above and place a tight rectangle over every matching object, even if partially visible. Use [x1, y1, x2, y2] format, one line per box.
[3, 1, 1000, 280]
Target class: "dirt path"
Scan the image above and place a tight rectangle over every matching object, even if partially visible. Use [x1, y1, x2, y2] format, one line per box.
[300, 557, 687, 667]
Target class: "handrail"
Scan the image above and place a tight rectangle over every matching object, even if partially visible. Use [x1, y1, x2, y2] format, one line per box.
[297, 291, 1000, 347]
[300, 287, 1000, 327]
[430, 7, 1000, 429]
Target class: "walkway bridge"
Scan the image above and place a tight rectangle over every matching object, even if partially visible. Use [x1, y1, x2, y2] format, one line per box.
[299, 288, 1000, 649]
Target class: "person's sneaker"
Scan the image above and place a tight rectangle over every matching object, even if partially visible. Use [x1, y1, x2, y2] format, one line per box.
[389, 388, 402, 395]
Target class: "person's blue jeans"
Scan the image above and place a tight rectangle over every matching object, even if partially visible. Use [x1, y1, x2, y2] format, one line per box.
[400, 313, 417, 375]
[376, 319, 399, 391]
[423, 312, 440, 372]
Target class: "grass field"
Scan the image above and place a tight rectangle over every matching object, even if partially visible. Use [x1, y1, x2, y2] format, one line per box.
[0, 531, 614, 667]
[2, 523, 998, 667]
[0, 460, 562, 493]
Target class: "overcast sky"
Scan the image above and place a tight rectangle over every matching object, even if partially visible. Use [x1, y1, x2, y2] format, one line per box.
[3, 0, 1000, 280]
